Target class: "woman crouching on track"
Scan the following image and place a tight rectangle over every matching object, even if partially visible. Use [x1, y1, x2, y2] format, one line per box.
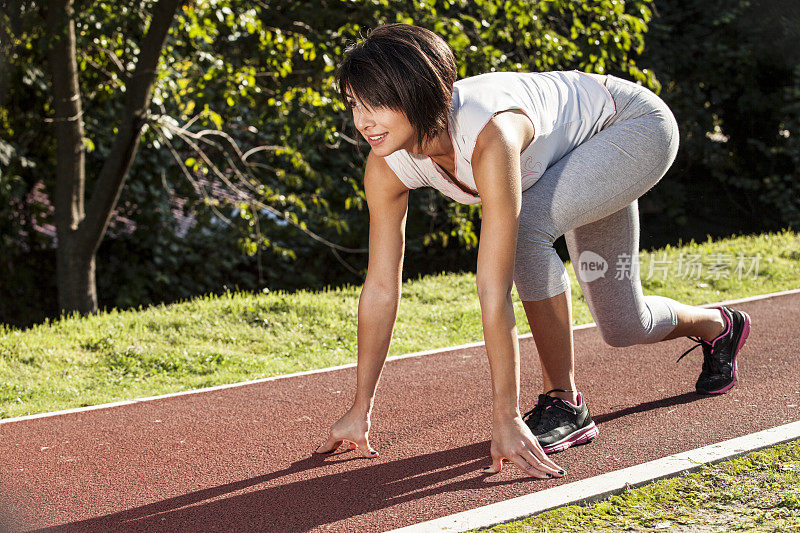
[313, 23, 752, 478]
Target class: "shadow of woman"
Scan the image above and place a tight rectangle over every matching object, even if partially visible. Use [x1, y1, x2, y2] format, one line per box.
[41, 440, 552, 533]
[593, 391, 710, 425]
[36, 393, 713, 532]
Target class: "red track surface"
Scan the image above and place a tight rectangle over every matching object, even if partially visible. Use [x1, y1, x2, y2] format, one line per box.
[2, 292, 799, 532]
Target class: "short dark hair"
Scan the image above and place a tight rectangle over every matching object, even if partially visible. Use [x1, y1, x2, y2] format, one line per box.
[336, 23, 457, 149]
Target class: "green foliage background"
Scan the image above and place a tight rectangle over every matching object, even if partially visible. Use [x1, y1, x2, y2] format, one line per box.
[637, 0, 800, 242]
[0, 0, 797, 328]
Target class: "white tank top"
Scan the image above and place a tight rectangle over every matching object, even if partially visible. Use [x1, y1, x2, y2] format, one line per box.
[383, 70, 616, 205]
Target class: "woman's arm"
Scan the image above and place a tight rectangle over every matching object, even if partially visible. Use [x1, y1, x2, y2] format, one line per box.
[471, 111, 563, 477]
[472, 113, 527, 416]
[353, 151, 410, 413]
[315, 150, 409, 457]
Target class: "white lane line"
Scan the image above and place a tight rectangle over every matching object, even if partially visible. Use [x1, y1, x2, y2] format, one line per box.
[2, 288, 798, 425]
[387, 420, 800, 533]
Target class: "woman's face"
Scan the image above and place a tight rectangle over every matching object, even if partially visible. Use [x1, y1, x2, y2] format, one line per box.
[347, 93, 416, 156]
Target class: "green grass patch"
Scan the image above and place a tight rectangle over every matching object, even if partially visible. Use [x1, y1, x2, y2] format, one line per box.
[474, 439, 800, 532]
[1, 228, 798, 419]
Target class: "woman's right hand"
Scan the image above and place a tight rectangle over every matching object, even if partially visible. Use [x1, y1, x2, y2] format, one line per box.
[483, 413, 564, 478]
[313, 405, 379, 458]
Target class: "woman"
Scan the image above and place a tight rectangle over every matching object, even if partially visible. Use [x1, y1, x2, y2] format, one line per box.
[313, 23, 752, 478]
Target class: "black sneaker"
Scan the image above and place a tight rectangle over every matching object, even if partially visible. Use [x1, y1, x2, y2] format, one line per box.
[676, 305, 752, 394]
[522, 389, 599, 454]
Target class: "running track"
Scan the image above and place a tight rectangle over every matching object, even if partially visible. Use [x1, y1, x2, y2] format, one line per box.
[1, 291, 799, 532]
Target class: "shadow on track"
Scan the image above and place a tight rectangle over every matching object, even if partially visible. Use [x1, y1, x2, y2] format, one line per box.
[40, 440, 552, 532]
[593, 391, 710, 425]
[39, 392, 714, 532]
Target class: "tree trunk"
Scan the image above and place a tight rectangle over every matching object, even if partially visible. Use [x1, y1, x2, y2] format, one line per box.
[56, 235, 97, 316]
[44, 0, 184, 318]
[44, 0, 93, 315]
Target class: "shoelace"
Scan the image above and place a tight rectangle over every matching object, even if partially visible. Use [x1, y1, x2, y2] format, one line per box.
[676, 336, 721, 373]
[522, 388, 574, 428]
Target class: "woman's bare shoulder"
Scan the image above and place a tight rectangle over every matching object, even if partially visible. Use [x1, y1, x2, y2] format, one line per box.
[365, 150, 412, 198]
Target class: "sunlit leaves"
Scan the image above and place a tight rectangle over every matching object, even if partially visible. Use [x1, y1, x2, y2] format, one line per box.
[1, 0, 658, 302]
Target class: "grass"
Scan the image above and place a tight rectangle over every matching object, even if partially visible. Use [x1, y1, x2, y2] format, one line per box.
[0, 228, 798, 419]
[473, 439, 800, 532]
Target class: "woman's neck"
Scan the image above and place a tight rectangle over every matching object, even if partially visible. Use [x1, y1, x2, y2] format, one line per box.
[416, 127, 455, 172]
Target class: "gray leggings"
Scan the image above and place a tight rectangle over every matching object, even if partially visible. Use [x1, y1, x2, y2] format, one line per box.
[513, 75, 681, 347]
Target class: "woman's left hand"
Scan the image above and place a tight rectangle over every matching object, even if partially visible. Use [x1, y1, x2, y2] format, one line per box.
[483, 414, 565, 478]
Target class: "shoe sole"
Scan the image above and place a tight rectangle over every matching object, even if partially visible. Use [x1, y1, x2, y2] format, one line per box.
[541, 422, 599, 454]
[698, 309, 751, 395]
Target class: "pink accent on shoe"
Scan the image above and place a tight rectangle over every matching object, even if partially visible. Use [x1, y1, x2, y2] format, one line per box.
[564, 392, 583, 409]
[705, 310, 751, 394]
[708, 306, 732, 348]
[541, 422, 599, 454]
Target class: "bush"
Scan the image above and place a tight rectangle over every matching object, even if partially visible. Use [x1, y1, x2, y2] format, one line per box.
[1, 0, 659, 327]
[635, 0, 800, 244]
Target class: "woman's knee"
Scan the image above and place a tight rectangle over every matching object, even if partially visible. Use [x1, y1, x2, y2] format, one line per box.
[514, 276, 570, 302]
[589, 288, 680, 348]
[597, 322, 648, 348]
[517, 217, 559, 249]
[519, 191, 560, 246]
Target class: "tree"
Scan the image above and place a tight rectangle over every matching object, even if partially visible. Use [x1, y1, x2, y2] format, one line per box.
[638, 0, 800, 239]
[1, 0, 375, 320]
[1, 0, 658, 324]
[39, 0, 183, 315]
